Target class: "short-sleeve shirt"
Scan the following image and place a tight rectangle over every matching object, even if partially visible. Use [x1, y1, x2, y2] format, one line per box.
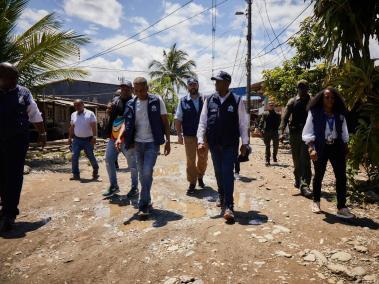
[135, 96, 167, 143]
[70, 108, 97, 138]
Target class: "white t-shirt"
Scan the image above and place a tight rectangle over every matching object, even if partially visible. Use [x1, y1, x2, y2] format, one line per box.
[70, 108, 97, 138]
[135, 96, 167, 143]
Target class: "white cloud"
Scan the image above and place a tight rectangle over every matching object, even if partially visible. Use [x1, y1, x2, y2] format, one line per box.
[83, 24, 99, 36]
[63, 0, 123, 30]
[18, 8, 49, 31]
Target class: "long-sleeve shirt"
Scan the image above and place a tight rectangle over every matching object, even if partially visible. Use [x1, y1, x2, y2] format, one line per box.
[302, 110, 349, 144]
[197, 92, 250, 145]
[259, 110, 281, 132]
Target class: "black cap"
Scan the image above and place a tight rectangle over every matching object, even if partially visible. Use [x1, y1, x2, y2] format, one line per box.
[187, 78, 198, 85]
[211, 71, 231, 82]
[0, 62, 19, 78]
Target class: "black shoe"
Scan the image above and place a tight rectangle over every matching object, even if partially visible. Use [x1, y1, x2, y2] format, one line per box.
[273, 157, 278, 163]
[92, 169, 99, 179]
[198, 177, 205, 188]
[70, 174, 80, 180]
[0, 216, 15, 233]
[223, 208, 235, 222]
[186, 184, 196, 195]
[265, 161, 270, 167]
[300, 185, 313, 199]
[102, 185, 120, 197]
[127, 187, 139, 198]
[139, 205, 150, 216]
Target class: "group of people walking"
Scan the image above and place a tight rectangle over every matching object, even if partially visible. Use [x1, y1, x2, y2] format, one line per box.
[259, 79, 355, 219]
[0, 61, 355, 233]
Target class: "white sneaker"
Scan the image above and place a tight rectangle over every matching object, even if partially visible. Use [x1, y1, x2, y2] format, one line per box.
[311, 202, 321, 213]
[234, 173, 241, 180]
[336, 208, 356, 219]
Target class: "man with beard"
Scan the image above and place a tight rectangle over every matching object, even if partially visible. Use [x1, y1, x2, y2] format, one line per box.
[175, 78, 208, 195]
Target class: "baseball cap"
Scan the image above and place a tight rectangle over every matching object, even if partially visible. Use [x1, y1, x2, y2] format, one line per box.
[187, 78, 198, 85]
[211, 71, 231, 82]
[119, 78, 132, 87]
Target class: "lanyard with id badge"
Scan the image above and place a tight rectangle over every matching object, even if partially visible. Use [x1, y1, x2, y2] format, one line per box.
[326, 114, 335, 144]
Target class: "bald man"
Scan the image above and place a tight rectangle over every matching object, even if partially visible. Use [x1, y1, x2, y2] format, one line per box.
[68, 99, 99, 180]
[0, 62, 46, 232]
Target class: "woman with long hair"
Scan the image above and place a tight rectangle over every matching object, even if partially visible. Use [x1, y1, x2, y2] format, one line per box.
[302, 87, 355, 218]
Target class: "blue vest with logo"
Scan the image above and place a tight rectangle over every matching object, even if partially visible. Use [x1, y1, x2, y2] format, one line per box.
[180, 96, 203, 137]
[311, 107, 344, 155]
[0, 85, 31, 140]
[206, 93, 240, 147]
[123, 94, 165, 149]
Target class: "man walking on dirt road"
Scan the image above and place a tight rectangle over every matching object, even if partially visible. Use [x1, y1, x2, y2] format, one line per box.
[0, 62, 46, 232]
[175, 78, 208, 195]
[259, 101, 281, 166]
[68, 99, 99, 181]
[102, 80, 138, 198]
[197, 71, 249, 223]
[280, 79, 312, 198]
[116, 77, 171, 217]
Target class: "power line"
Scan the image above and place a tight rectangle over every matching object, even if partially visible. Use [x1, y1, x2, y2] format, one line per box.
[256, 1, 312, 57]
[68, 0, 195, 67]
[231, 18, 246, 77]
[263, 0, 287, 60]
[72, 0, 230, 67]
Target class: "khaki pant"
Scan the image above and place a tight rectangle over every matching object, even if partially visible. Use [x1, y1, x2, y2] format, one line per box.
[184, 136, 208, 184]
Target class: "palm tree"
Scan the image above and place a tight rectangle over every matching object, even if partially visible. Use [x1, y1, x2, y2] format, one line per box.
[148, 43, 197, 93]
[1, 0, 89, 91]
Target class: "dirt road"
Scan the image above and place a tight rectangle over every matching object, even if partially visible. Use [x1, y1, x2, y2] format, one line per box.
[0, 138, 378, 284]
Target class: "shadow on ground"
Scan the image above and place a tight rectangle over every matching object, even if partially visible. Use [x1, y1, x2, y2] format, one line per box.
[0, 217, 51, 239]
[322, 212, 379, 230]
[123, 208, 183, 228]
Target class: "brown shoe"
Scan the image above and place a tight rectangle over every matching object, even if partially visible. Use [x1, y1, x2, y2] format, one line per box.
[223, 208, 235, 222]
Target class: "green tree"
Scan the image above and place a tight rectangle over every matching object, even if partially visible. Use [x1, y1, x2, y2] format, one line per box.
[148, 43, 197, 93]
[312, 0, 379, 186]
[262, 17, 327, 105]
[0, 0, 89, 91]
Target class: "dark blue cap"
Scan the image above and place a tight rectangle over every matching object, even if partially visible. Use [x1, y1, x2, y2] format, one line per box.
[187, 78, 198, 85]
[211, 71, 231, 82]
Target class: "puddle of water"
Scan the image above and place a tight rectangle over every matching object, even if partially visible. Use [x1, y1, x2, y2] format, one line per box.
[154, 164, 180, 177]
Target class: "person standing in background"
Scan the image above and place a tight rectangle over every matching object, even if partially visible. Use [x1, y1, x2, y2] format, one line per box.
[259, 101, 281, 166]
[68, 99, 99, 181]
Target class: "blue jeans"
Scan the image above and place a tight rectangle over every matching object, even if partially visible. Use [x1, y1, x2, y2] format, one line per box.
[72, 137, 99, 175]
[210, 144, 238, 209]
[135, 142, 159, 208]
[105, 139, 138, 188]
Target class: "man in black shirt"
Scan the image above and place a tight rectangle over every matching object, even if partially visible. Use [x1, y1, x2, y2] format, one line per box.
[102, 80, 138, 198]
[280, 80, 312, 198]
[259, 101, 281, 166]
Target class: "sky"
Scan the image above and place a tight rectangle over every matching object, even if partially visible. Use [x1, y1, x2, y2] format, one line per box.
[17, 0, 379, 95]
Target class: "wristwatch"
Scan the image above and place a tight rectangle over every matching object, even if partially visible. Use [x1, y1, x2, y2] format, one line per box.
[40, 132, 47, 136]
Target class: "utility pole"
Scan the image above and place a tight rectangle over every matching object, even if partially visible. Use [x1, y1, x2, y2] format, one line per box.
[246, 0, 252, 114]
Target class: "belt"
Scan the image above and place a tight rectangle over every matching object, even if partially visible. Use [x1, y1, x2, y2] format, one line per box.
[74, 135, 93, 140]
[325, 139, 335, 145]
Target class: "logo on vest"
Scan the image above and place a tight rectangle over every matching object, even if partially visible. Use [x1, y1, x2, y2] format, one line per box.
[151, 105, 157, 112]
[227, 105, 234, 112]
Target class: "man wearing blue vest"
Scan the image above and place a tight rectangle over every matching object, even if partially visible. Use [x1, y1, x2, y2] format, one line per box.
[197, 71, 250, 222]
[116, 77, 171, 216]
[102, 80, 138, 198]
[175, 78, 208, 195]
[0, 62, 46, 232]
